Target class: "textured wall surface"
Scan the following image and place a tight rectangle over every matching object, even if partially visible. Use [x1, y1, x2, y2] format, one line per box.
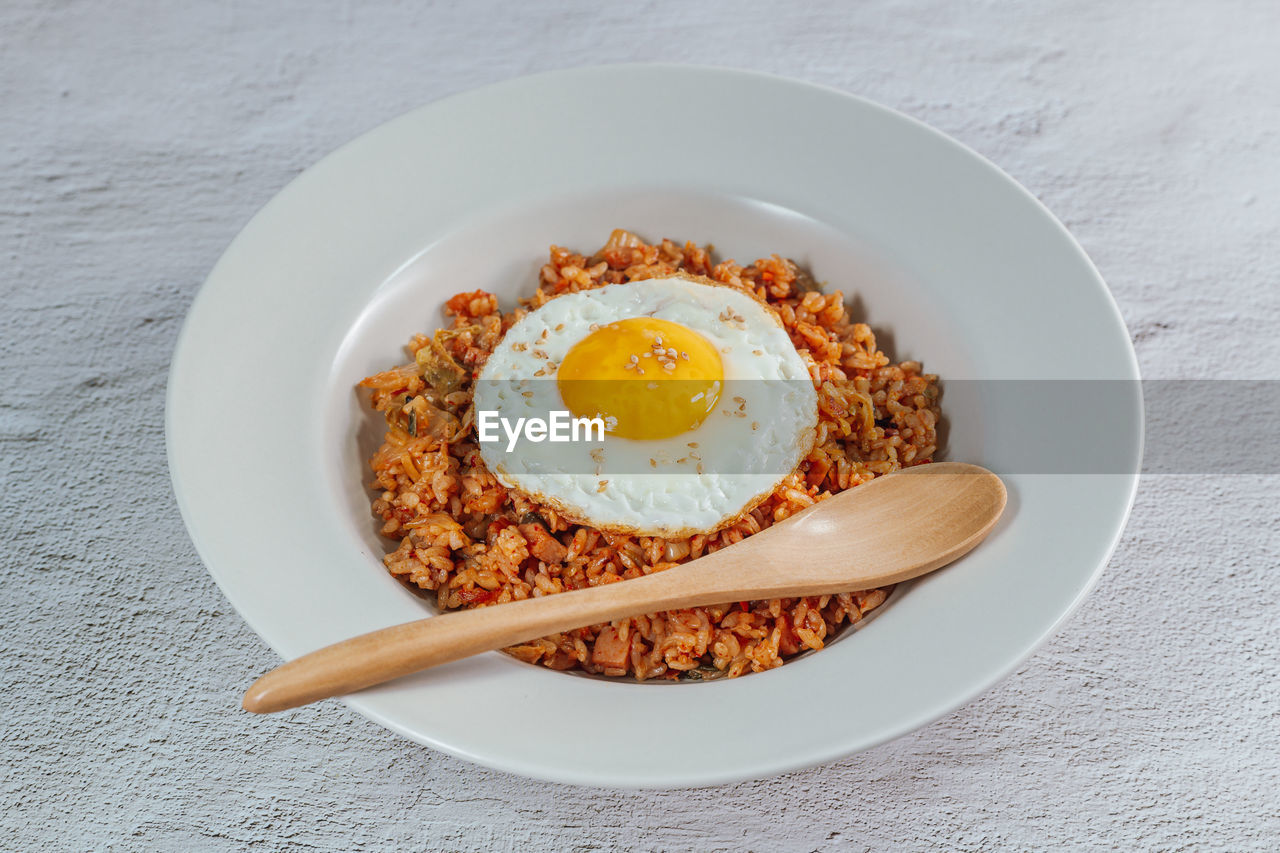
[3, 1, 1278, 850]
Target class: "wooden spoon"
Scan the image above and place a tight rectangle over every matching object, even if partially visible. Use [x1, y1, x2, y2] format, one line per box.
[243, 461, 1004, 713]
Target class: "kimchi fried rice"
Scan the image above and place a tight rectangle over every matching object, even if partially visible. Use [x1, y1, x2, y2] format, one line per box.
[358, 230, 940, 680]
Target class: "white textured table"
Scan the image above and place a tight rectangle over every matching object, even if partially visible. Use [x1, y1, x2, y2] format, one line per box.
[3, 2, 1278, 849]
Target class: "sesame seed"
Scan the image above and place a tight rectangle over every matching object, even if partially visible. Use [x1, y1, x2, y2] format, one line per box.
[534, 368, 546, 376]
[680, 352, 689, 360]
[555, 323, 565, 331]
[589, 323, 600, 331]
[649, 458, 657, 468]
[655, 335, 664, 346]
[623, 362, 635, 370]
[697, 463, 705, 474]
[667, 347, 678, 358]
[677, 457, 688, 464]
[751, 422, 759, 430]
[753, 349, 764, 356]
[522, 391, 533, 398]
[734, 411, 746, 418]
[513, 342, 527, 352]
[629, 354, 639, 363]
[642, 352, 652, 358]
[732, 396, 745, 404]
[687, 442, 698, 448]
[597, 480, 608, 492]
[533, 349, 548, 359]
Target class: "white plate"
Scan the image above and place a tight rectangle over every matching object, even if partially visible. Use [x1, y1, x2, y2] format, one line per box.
[167, 65, 1141, 787]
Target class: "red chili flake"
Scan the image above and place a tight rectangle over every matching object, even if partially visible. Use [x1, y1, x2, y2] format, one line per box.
[456, 588, 498, 605]
[739, 601, 750, 612]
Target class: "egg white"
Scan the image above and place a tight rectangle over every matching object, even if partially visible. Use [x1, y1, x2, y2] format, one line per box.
[473, 275, 818, 537]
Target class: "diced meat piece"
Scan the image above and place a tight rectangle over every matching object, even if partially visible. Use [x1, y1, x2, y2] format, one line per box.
[591, 626, 631, 670]
[518, 523, 568, 564]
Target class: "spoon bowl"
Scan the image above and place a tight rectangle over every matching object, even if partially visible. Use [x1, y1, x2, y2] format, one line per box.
[244, 461, 1004, 713]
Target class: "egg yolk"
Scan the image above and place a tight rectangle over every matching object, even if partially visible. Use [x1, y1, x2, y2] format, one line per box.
[557, 317, 723, 440]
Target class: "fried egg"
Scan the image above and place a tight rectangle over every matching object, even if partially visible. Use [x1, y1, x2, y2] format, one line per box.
[473, 275, 818, 537]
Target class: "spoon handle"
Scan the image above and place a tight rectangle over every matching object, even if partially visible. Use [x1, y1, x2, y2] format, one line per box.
[242, 463, 1004, 713]
[242, 550, 766, 713]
